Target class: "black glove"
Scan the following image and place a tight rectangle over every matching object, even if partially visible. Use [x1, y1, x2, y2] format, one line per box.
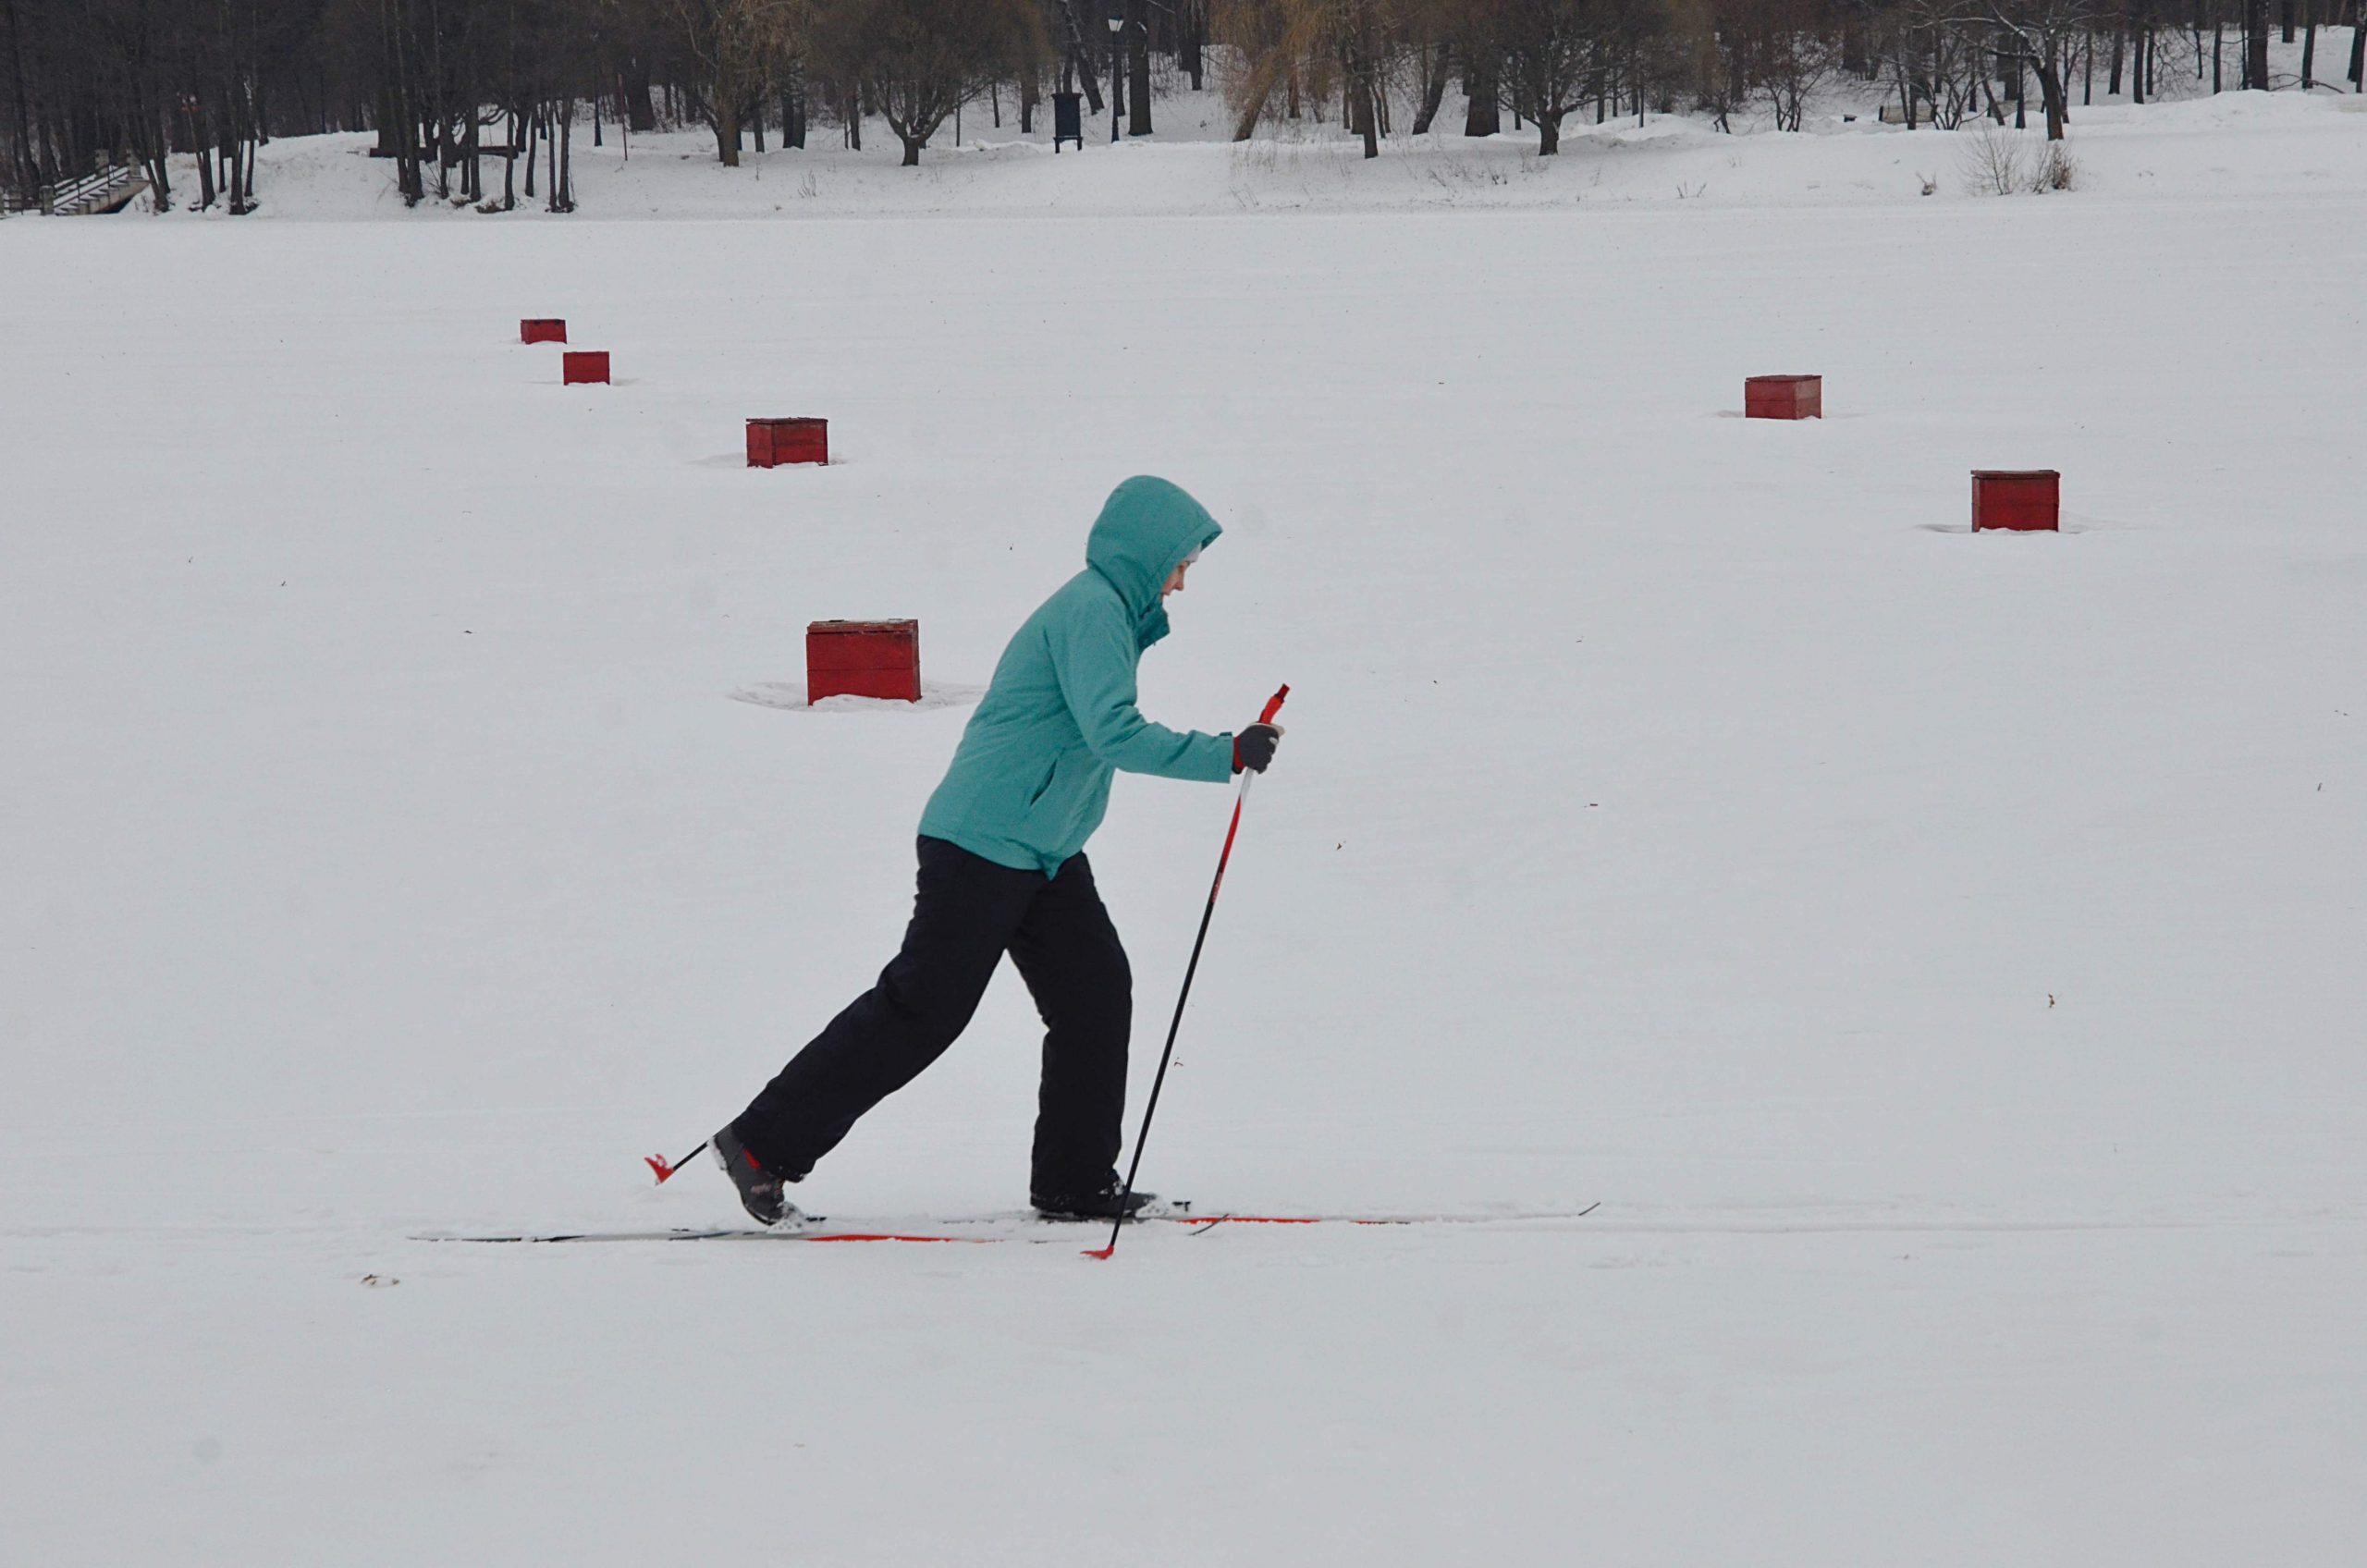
[1233, 722, 1283, 774]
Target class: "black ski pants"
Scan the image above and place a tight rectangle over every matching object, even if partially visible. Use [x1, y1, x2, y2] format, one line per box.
[733, 836, 1132, 1196]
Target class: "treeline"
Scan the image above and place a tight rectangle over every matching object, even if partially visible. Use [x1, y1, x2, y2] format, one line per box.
[4, 0, 2361, 211]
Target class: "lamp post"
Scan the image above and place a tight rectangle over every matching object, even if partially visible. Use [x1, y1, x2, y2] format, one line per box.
[1108, 16, 1122, 143]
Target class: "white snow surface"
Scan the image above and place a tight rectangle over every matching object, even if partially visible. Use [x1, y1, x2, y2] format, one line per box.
[5, 92, 2366, 1564]
[117, 82, 2367, 219]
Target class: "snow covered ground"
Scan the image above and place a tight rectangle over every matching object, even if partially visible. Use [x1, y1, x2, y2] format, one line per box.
[107, 58, 2367, 221]
[5, 92, 2365, 1564]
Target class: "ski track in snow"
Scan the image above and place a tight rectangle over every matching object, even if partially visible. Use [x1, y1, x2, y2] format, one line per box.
[6, 88, 2367, 1567]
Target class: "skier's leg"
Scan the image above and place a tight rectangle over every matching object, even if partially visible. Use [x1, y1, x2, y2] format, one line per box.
[733, 837, 1041, 1180]
[1007, 851, 1133, 1196]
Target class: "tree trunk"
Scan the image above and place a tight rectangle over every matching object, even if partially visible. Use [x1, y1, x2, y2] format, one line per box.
[2350, 9, 2366, 84]
[2300, 0, 2317, 84]
[898, 130, 922, 165]
[715, 93, 739, 165]
[1412, 46, 1448, 133]
[626, 62, 656, 132]
[2037, 47, 2068, 138]
[1538, 107, 1562, 155]
[1464, 57, 1500, 135]
[427, 6, 448, 202]
[1021, 71, 1037, 133]
[141, 105, 170, 212]
[1126, 0, 1150, 135]
[221, 113, 241, 212]
[1054, 2, 1103, 111]
[192, 106, 215, 208]
[3, 0, 38, 191]
[2246, 0, 2270, 85]
[550, 98, 572, 211]
[1351, 56, 1378, 157]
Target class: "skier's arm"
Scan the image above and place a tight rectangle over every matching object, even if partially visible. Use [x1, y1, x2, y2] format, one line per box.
[1050, 612, 1234, 782]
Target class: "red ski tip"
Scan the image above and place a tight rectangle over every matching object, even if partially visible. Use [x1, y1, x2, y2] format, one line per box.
[1082, 1245, 1117, 1260]
[645, 1154, 678, 1183]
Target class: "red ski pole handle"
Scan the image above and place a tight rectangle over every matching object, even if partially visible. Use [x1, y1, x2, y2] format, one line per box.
[1258, 684, 1290, 725]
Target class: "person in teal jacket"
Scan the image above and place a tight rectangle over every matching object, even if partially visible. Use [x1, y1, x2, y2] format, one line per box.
[716, 476, 1284, 1225]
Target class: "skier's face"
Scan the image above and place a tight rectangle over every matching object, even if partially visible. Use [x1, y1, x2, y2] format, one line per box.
[1161, 559, 1192, 599]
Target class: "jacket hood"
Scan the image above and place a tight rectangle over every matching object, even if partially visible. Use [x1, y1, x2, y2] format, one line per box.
[1085, 476, 1222, 643]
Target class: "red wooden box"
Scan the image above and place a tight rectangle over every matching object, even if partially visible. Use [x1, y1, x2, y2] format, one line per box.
[748, 418, 829, 468]
[562, 350, 609, 386]
[1745, 374, 1822, 420]
[1972, 470, 2060, 532]
[807, 619, 919, 704]
[521, 318, 567, 344]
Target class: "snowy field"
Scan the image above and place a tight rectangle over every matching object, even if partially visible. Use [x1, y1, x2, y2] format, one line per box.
[6, 96, 2366, 1564]
[119, 81, 2367, 219]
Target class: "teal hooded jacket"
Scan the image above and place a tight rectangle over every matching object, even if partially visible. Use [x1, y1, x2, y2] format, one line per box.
[918, 477, 1237, 876]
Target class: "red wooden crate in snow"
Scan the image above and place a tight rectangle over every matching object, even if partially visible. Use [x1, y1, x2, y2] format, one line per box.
[1972, 470, 2060, 532]
[807, 619, 919, 704]
[562, 351, 609, 386]
[521, 318, 567, 344]
[1744, 374, 1822, 420]
[748, 418, 829, 468]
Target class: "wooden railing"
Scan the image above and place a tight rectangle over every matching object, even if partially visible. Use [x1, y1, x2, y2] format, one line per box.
[1, 157, 147, 216]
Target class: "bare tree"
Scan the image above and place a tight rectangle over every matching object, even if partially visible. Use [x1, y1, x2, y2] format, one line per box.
[667, 0, 800, 165]
[1732, 0, 1840, 130]
[813, 0, 1043, 165]
[1943, 0, 2093, 138]
[1213, 0, 1324, 139]
[1484, 0, 1611, 153]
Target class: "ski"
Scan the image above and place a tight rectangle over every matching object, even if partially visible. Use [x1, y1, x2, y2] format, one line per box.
[419, 1227, 1011, 1245]
[414, 1205, 1600, 1246]
[1169, 1205, 1600, 1231]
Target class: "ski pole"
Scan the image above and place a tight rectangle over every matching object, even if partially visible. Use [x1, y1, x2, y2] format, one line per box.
[646, 1142, 706, 1183]
[1085, 683, 1289, 1260]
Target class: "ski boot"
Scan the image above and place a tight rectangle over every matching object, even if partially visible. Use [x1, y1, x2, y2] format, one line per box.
[713, 1125, 798, 1228]
[1031, 1182, 1159, 1222]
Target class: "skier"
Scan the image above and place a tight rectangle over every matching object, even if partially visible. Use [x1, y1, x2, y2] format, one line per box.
[714, 476, 1284, 1226]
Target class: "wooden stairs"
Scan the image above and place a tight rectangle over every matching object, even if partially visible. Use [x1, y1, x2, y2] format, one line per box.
[1, 160, 152, 218]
